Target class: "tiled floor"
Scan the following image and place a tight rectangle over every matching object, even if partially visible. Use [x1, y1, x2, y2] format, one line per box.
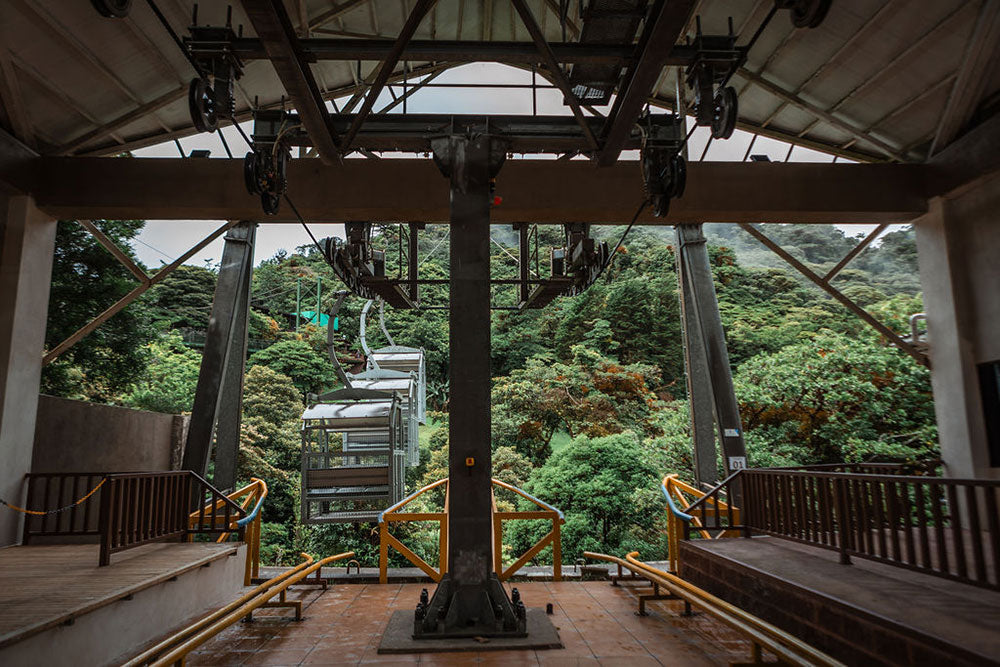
[186, 580, 771, 666]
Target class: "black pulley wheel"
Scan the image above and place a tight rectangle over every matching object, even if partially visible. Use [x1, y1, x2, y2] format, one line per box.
[669, 155, 687, 199]
[91, 0, 132, 18]
[188, 78, 218, 134]
[652, 194, 670, 218]
[711, 86, 738, 140]
[274, 147, 289, 193]
[789, 0, 831, 28]
[243, 152, 260, 195]
[261, 191, 281, 216]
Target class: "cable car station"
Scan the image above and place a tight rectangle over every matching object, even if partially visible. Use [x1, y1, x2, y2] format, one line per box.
[1, 0, 999, 664]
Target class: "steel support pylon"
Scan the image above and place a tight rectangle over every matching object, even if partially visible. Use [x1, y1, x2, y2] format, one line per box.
[413, 135, 526, 639]
[183, 221, 257, 492]
[675, 224, 747, 497]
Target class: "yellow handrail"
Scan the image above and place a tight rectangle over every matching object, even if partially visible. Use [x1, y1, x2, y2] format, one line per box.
[379, 477, 564, 583]
[586, 551, 843, 667]
[132, 551, 354, 667]
[663, 474, 740, 572]
[122, 553, 315, 667]
[188, 478, 268, 585]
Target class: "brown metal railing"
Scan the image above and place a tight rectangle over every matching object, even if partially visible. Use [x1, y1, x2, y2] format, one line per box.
[98, 471, 245, 566]
[22, 472, 107, 542]
[771, 461, 942, 476]
[683, 469, 1000, 591]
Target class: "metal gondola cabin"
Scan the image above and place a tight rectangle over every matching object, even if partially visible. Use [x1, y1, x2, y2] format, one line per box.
[300, 388, 406, 524]
[300, 296, 428, 523]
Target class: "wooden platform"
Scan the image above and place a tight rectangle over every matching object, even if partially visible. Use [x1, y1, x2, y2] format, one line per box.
[679, 536, 1000, 666]
[0, 542, 239, 649]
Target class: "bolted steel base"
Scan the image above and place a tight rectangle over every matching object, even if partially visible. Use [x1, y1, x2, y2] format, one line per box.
[412, 574, 526, 639]
[379, 607, 561, 654]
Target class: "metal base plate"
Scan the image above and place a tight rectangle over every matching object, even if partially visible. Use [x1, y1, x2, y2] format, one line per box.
[378, 608, 563, 654]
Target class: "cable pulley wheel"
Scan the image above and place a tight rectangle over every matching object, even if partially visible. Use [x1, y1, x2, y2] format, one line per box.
[784, 0, 832, 28]
[668, 155, 687, 199]
[244, 152, 261, 195]
[711, 86, 738, 140]
[261, 191, 281, 216]
[188, 78, 218, 134]
[652, 194, 670, 218]
[91, 0, 132, 18]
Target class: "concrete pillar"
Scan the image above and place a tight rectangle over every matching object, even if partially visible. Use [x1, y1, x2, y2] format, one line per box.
[0, 195, 56, 546]
[915, 173, 1000, 480]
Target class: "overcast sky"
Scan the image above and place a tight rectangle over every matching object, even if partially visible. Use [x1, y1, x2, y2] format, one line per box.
[129, 63, 868, 270]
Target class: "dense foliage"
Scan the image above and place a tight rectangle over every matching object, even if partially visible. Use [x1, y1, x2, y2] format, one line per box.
[43, 221, 939, 565]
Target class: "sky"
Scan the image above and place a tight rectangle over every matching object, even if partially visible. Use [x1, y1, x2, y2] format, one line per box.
[129, 63, 875, 270]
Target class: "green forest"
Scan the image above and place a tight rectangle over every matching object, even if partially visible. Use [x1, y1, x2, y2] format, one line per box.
[42, 220, 938, 566]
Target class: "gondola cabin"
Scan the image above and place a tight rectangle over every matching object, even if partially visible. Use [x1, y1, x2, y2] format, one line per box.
[347, 369, 422, 467]
[367, 345, 426, 424]
[300, 388, 406, 524]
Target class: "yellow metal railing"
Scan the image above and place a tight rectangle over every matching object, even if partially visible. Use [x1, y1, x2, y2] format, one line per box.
[586, 551, 844, 667]
[378, 477, 564, 583]
[189, 478, 268, 585]
[123, 551, 354, 667]
[662, 474, 739, 572]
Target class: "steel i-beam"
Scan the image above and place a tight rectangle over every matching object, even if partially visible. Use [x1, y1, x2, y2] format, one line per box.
[676, 224, 747, 497]
[183, 221, 257, 491]
[414, 135, 525, 639]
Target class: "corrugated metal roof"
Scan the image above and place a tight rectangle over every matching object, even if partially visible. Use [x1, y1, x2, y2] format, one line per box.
[2, 0, 994, 162]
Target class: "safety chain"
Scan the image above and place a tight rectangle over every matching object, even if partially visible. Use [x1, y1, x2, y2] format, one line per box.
[0, 477, 107, 516]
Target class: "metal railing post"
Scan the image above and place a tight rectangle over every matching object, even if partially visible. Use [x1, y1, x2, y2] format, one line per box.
[834, 476, 852, 565]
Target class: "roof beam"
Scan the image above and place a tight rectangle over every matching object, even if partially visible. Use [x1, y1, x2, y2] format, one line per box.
[929, 0, 1000, 156]
[309, 0, 371, 31]
[0, 126, 38, 194]
[0, 32, 33, 149]
[928, 108, 1000, 196]
[339, 0, 436, 153]
[738, 68, 908, 162]
[54, 85, 188, 156]
[241, 0, 341, 164]
[22, 157, 928, 224]
[231, 38, 645, 63]
[512, 0, 597, 150]
[598, 0, 696, 166]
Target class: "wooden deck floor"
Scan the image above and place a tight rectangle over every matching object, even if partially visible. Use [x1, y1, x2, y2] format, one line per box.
[679, 537, 1000, 665]
[0, 542, 238, 648]
[181, 580, 773, 666]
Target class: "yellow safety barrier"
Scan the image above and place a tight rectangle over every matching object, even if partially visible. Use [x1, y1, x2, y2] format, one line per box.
[662, 474, 739, 572]
[125, 551, 354, 667]
[586, 551, 843, 667]
[188, 478, 268, 585]
[379, 477, 564, 584]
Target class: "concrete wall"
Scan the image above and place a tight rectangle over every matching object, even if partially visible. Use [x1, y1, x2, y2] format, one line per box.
[0, 195, 56, 547]
[915, 172, 1000, 480]
[32, 395, 188, 474]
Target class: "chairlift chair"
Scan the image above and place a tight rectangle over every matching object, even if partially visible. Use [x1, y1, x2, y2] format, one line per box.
[300, 388, 406, 524]
[347, 368, 422, 467]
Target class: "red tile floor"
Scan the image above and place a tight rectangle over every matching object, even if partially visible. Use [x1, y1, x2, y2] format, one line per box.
[185, 580, 775, 666]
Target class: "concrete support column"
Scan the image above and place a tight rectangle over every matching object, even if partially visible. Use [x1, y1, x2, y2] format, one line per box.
[915, 174, 1000, 480]
[0, 195, 56, 546]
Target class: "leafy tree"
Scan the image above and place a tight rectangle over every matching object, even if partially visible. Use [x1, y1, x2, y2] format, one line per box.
[237, 366, 304, 556]
[42, 220, 155, 401]
[509, 433, 664, 561]
[125, 333, 201, 413]
[492, 346, 662, 464]
[735, 331, 937, 466]
[143, 264, 216, 331]
[248, 339, 333, 396]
